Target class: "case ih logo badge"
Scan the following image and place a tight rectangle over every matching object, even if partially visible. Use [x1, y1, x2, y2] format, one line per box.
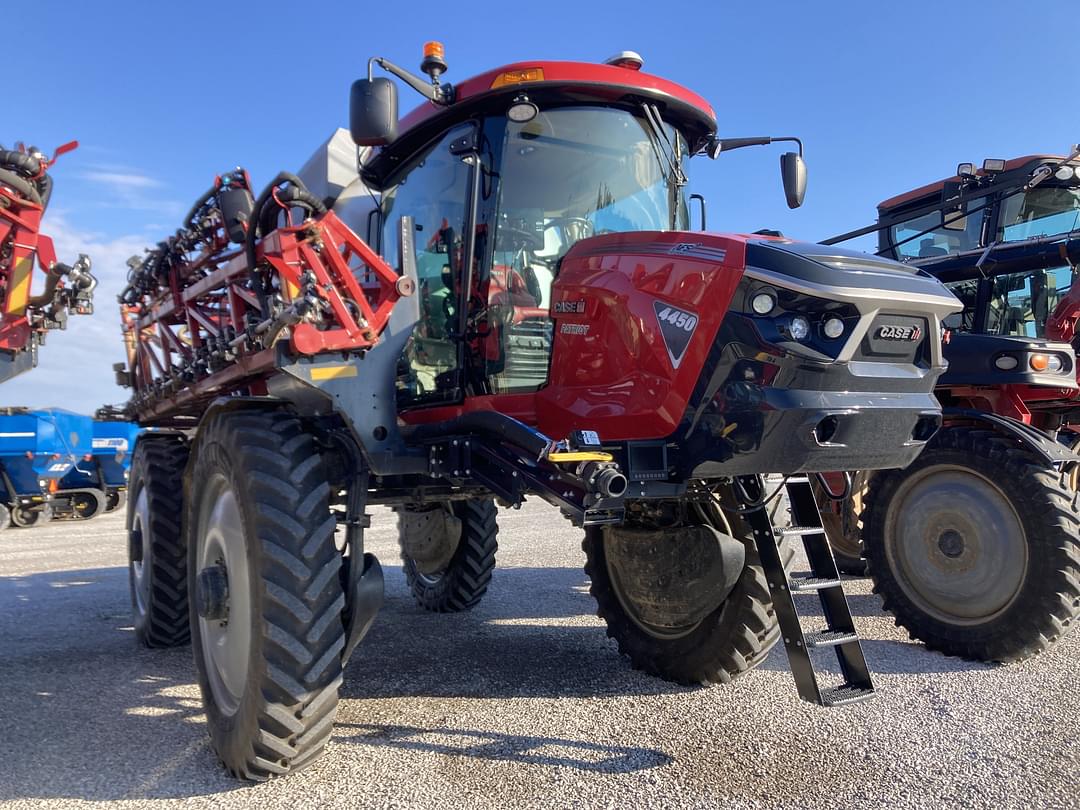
[876, 324, 922, 342]
[553, 300, 586, 314]
[654, 302, 699, 369]
[669, 242, 701, 254]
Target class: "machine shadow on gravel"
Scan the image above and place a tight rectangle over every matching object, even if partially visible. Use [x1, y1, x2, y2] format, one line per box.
[340, 562, 704, 701]
[337, 723, 671, 773]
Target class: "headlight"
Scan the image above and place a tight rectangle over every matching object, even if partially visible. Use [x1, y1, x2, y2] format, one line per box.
[823, 317, 845, 339]
[789, 316, 810, 341]
[751, 292, 776, 315]
[1047, 354, 1064, 373]
[995, 355, 1018, 370]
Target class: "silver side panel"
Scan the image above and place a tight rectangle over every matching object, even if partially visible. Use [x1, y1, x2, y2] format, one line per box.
[295, 128, 378, 241]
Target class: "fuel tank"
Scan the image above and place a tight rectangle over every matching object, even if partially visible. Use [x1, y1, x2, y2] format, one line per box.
[538, 231, 962, 478]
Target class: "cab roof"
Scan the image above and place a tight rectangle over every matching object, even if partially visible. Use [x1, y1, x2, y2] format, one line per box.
[365, 59, 718, 187]
[877, 154, 1066, 212]
[400, 60, 715, 132]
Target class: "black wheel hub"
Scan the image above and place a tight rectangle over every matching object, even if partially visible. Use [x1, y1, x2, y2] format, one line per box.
[129, 528, 143, 563]
[937, 529, 965, 559]
[196, 564, 229, 621]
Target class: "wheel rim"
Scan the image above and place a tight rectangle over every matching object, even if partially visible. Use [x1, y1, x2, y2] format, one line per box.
[1068, 437, 1080, 492]
[12, 507, 39, 527]
[603, 536, 702, 641]
[884, 463, 1028, 624]
[415, 568, 445, 586]
[196, 474, 251, 717]
[131, 486, 151, 617]
[73, 493, 97, 519]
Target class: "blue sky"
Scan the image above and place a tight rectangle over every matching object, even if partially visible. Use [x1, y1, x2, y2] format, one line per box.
[6, 0, 1074, 410]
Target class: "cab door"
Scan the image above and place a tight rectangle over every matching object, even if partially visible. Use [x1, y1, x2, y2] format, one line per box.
[380, 124, 477, 408]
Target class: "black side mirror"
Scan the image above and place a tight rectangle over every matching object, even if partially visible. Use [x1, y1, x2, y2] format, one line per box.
[350, 78, 398, 147]
[780, 152, 806, 209]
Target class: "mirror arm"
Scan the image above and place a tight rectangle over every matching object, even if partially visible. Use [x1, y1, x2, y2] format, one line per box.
[370, 56, 452, 105]
[713, 135, 804, 156]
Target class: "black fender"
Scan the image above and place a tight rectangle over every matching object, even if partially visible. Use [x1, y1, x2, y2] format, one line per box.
[942, 407, 1080, 467]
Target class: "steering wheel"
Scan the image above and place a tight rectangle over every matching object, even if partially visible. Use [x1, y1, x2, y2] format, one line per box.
[548, 216, 595, 244]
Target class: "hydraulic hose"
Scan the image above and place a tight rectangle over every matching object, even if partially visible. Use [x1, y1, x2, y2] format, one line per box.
[403, 412, 552, 460]
[27, 266, 62, 308]
[0, 168, 42, 205]
[0, 150, 42, 178]
[246, 173, 328, 310]
[0, 151, 50, 207]
[182, 185, 218, 228]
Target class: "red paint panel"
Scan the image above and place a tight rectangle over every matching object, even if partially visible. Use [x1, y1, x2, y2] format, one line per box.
[536, 231, 746, 440]
[399, 60, 716, 135]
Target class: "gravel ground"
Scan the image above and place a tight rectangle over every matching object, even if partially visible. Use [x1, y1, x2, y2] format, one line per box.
[1, 502, 1078, 809]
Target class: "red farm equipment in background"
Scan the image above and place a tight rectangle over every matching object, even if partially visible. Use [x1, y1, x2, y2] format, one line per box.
[0, 141, 96, 383]
[816, 147, 1080, 664]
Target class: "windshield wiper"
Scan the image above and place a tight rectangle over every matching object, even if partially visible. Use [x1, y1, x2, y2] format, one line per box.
[640, 103, 687, 189]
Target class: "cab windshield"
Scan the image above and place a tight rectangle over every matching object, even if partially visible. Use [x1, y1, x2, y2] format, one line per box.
[490, 105, 690, 285]
[998, 186, 1080, 242]
[477, 105, 691, 394]
[889, 207, 983, 260]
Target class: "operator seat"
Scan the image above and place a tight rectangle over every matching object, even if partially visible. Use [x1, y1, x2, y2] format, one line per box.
[918, 238, 948, 258]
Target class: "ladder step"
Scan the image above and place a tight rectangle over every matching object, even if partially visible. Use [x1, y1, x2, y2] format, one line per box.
[785, 476, 811, 484]
[777, 525, 826, 537]
[820, 684, 875, 707]
[803, 629, 859, 648]
[789, 575, 842, 592]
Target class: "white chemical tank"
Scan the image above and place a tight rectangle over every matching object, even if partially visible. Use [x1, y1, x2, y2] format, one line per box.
[295, 128, 377, 243]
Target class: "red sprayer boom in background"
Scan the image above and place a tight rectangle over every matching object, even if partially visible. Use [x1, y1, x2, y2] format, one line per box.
[0, 140, 96, 383]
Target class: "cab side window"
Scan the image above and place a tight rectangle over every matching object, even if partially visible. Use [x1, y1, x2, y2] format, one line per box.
[381, 125, 474, 405]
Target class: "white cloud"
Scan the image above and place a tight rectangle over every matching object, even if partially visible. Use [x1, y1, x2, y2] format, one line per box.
[80, 171, 162, 190]
[2, 214, 147, 412]
[76, 167, 182, 217]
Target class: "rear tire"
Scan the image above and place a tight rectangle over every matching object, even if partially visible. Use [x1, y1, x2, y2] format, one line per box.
[585, 494, 794, 684]
[400, 498, 499, 612]
[188, 410, 345, 780]
[863, 426, 1080, 662]
[129, 435, 191, 648]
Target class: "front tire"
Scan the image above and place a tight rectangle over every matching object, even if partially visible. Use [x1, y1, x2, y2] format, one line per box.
[863, 426, 1080, 662]
[585, 494, 794, 685]
[187, 410, 345, 780]
[129, 435, 190, 648]
[399, 498, 499, 612]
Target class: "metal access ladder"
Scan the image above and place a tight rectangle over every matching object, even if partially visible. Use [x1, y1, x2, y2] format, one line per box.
[740, 475, 875, 707]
